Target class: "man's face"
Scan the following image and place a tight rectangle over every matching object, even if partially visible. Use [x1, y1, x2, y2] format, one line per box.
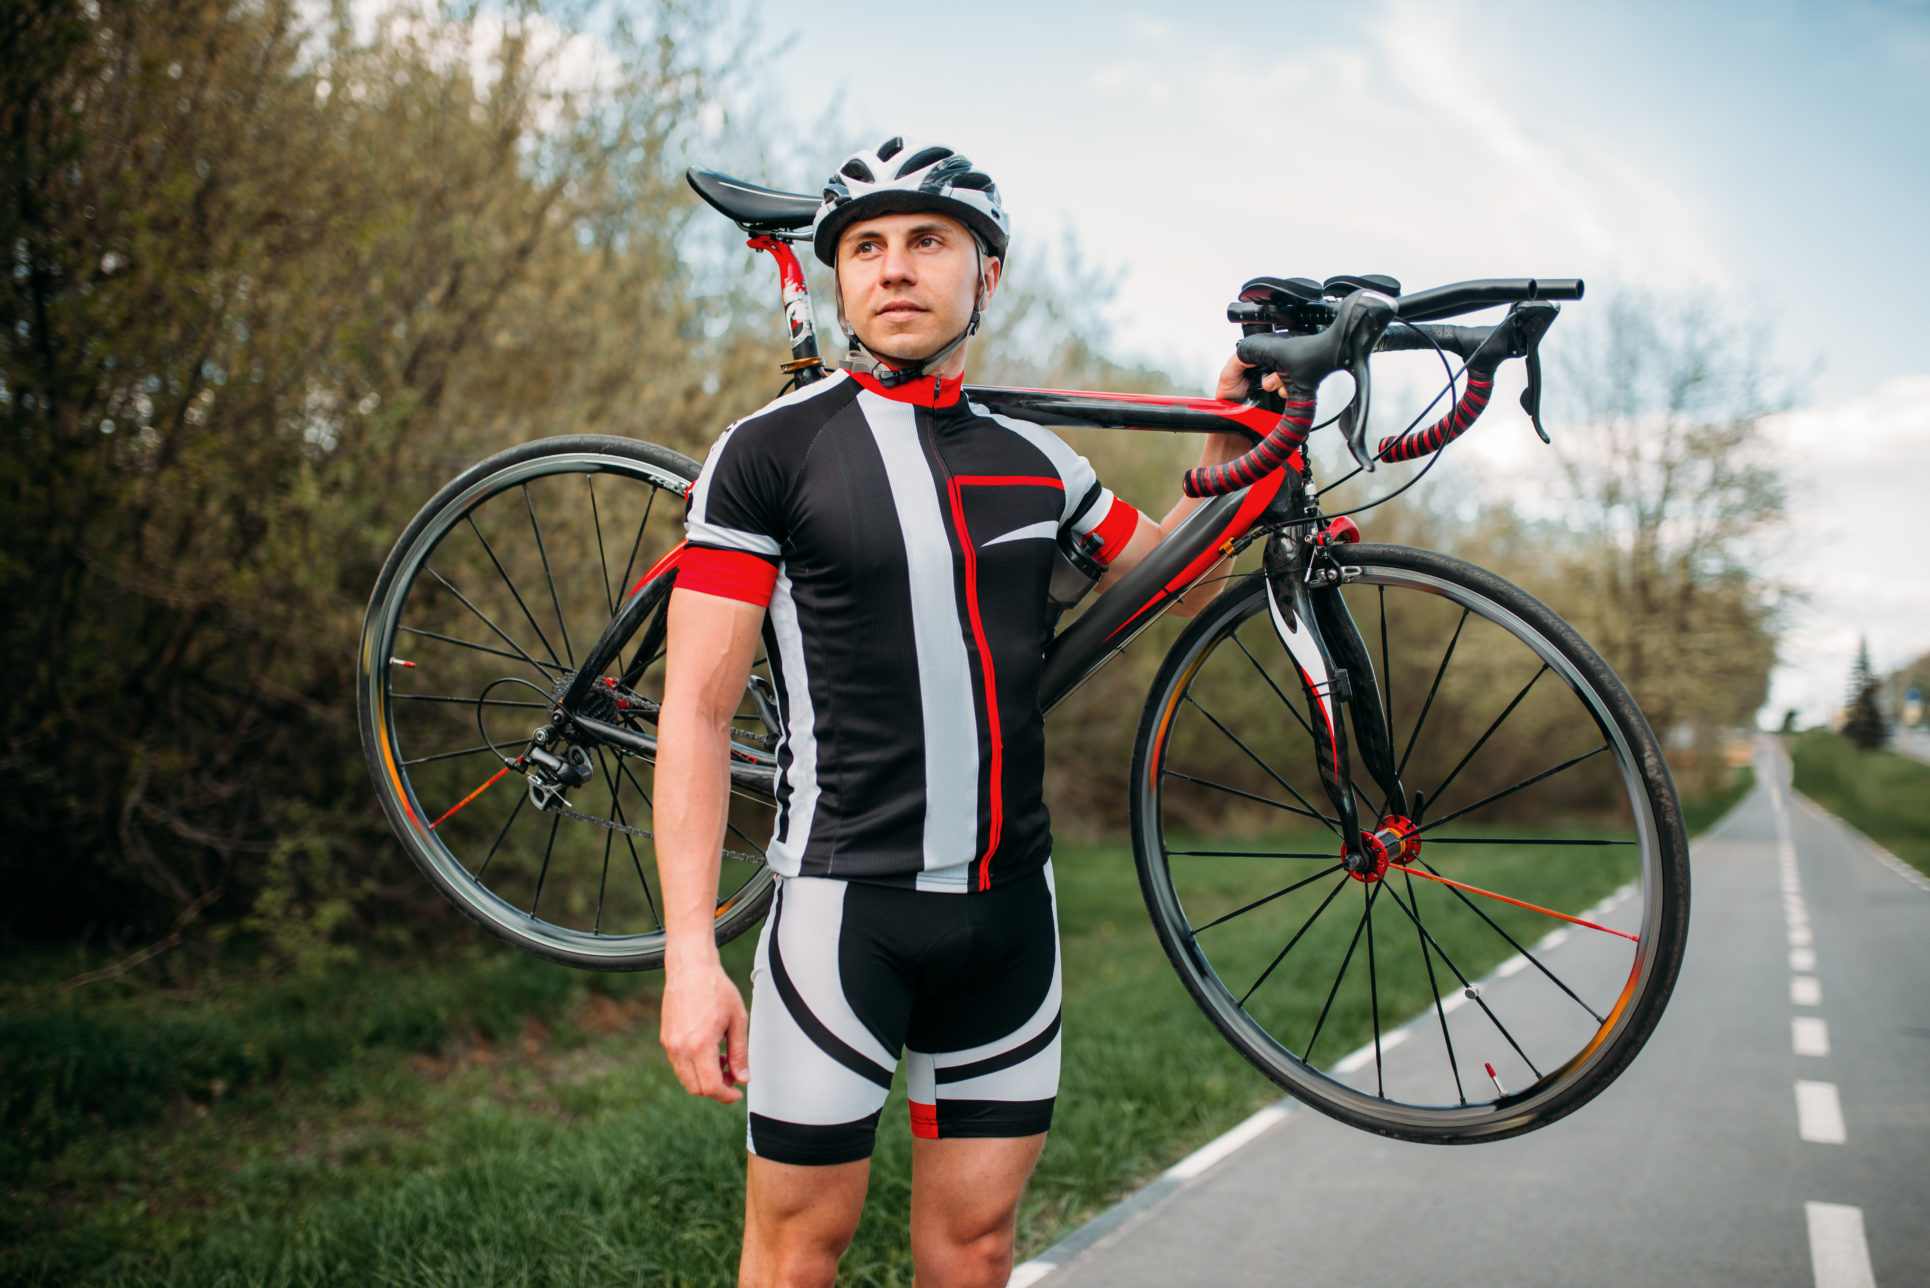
[836, 211, 1000, 366]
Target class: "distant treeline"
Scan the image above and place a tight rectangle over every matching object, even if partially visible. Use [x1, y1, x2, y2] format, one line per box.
[0, 1, 1780, 975]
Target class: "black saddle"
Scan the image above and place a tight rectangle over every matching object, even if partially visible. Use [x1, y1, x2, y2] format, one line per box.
[686, 168, 818, 233]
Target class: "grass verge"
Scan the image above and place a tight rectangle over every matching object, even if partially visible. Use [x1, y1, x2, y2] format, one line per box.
[1789, 730, 1930, 877]
[5, 793, 1732, 1285]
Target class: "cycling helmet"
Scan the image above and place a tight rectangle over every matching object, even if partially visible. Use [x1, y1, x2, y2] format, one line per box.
[811, 137, 1010, 267]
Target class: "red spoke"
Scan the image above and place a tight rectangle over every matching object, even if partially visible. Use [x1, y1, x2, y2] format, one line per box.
[430, 764, 513, 830]
[1386, 863, 1637, 942]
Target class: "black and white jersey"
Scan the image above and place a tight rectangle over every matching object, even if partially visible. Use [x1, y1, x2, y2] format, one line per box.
[679, 370, 1139, 893]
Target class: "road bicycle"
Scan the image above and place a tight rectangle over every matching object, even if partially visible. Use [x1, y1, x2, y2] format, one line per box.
[357, 167, 1690, 1144]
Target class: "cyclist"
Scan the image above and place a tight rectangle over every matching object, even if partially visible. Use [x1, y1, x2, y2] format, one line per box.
[656, 137, 1257, 1288]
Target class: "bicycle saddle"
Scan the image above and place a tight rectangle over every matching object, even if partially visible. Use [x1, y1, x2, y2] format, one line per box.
[686, 168, 818, 233]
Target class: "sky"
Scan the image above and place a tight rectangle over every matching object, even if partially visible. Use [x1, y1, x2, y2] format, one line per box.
[716, 0, 1930, 726]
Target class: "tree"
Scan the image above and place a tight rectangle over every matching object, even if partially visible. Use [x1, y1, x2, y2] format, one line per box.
[1545, 290, 1788, 796]
[1842, 639, 1887, 751]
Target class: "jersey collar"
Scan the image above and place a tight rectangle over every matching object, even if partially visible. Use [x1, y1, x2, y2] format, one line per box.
[850, 370, 964, 408]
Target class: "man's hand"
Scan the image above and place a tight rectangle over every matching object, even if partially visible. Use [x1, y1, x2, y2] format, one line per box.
[661, 954, 750, 1104]
[1215, 352, 1284, 404]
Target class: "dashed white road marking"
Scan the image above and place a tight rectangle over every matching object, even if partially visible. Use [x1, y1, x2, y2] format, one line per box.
[1805, 1201, 1877, 1288]
[1792, 1016, 1831, 1058]
[1796, 1080, 1847, 1144]
[1790, 947, 1817, 972]
[1788, 924, 1815, 947]
[1791, 975, 1823, 1007]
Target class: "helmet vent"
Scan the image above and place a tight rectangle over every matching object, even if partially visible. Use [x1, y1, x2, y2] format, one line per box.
[840, 159, 874, 182]
[875, 136, 904, 161]
[895, 146, 953, 178]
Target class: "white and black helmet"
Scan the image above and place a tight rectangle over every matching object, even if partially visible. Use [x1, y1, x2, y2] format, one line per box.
[811, 137, 1010, 267]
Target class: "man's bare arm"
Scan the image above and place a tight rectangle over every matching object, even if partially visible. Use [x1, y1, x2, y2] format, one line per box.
[1096, 354, 1281, 616]
[656, 585, 766, 1104]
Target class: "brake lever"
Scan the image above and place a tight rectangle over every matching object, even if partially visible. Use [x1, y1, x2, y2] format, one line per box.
[1508, 302, 1560, 444]
[1335, 291, 1399, 471]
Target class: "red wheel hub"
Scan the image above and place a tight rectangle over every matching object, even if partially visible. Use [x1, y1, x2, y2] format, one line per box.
[1347, 814, 1420, 883]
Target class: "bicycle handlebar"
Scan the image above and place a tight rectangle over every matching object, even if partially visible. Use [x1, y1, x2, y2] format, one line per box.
[1182, 285, 1571, 497]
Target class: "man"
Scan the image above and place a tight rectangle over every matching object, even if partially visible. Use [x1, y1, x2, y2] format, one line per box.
[656, 138, 1262, 1288]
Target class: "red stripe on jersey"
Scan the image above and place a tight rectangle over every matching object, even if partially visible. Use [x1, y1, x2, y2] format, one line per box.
[1087, 495, 1140, 564]
[678, 546, 778, 606]
[909, 1100, 939, 1139]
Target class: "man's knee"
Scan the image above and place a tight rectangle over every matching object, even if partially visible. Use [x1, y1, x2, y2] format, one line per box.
[741, 1156, 869, 1288]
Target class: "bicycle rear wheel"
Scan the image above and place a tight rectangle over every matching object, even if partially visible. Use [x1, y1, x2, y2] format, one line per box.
[1131, 545, 1689, 1142]
[358, 434, 777, 970]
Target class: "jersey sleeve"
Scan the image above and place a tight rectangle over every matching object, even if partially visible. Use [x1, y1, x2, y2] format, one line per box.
[682, 421, 786, 607]
[1053, 445, 1141, 567]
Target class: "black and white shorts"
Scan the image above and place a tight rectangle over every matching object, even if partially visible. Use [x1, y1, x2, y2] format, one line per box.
[745, 862, 1061, 1167]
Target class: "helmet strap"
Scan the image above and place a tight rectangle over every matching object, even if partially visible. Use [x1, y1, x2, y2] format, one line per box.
[836, 241, 988, 388]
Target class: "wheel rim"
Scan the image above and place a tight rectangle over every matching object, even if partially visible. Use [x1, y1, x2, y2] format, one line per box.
[1141, 562, 1677, 1139]
[363, 448, 776, 966]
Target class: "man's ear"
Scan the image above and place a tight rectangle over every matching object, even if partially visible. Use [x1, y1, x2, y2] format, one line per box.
[980, 255, 1002, 309]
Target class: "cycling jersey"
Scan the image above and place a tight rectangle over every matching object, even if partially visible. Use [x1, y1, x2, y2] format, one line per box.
[681, 369, 1138, 893]
[746, 864, 1061, 1165]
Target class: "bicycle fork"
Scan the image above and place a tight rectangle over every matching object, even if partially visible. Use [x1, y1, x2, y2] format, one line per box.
[1261, 527, 1413, 875]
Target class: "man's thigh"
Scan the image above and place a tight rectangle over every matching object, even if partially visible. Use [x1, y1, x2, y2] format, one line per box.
[908, 1134, 1047, 1261]
[742, 1155, 871, 1284]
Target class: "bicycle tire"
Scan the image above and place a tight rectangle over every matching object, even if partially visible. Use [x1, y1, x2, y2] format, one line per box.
[1131, 545, 1689, 1143]
[358, 434, 777, 971]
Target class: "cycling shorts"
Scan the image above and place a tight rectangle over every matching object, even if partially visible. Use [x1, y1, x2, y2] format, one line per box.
[745, 862, 1062, 1166]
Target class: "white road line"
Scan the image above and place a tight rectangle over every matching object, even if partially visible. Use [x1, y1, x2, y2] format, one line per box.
[1495, 954, 1529, 979]
[1792, 1016, 1831, 1058]
[1791, 790, 1930, 894]
[1805, 1201, 1877, 1288]
[1333, 1026, 1409, 1075]
[1789, 924, 1815, 947]
[1790, 947, 1817, 972]
[1792, 975, 1823, 1007]
[1796, 1080, 1847, 1144]
[1161, 1103, 1293, 1181]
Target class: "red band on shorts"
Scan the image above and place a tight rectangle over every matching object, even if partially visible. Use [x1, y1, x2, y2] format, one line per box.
[678, 546, 778, 607]
[909, 1100, 939, 1139]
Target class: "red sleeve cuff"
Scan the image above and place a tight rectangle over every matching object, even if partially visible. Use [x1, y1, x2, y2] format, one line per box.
[679, 546, 778, 607]
[1088, 495, 1141, 565]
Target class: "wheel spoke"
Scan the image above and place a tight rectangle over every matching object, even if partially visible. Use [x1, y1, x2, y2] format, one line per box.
[615, 486, 657, 601]
[426, 568, 560, 680]
[1365, 881, 1384, 1097]
[1402, 866, 1467, 1105]
[1378, 880, 1543, 1081]
[476, 790, 526, 881]
[588, 474, 614, 618]
[465, 514, 565, 670]
[1388, 862, 1636, 944]
[1238, 873, 1351, 1006]
[429, 764, 514, 830]
[600, 749, 661, 928]
[1411, 860, 1609, 1023]
[531, 813, 561, 917]
[401, 743, 496, 766]
[1164, 770, 1332, 826]
[392, 692, 550, 709]
[1165, 849, 1337, 859]
[1302, 882, 1378, 1065]
[397, 624, 561, 676]
[1427, 663, 1550, 813]
[1183, 695, 1342, 836]
[1395, 606, 1468, 782]
[1417, 744, 1611, 834]
[523, 484, 575, 667]
[1230, 630, 1383, 818]
[1422, 835, 1633, 846]
[1193, 863, 1347, 932]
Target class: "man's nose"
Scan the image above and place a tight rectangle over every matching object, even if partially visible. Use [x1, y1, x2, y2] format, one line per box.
[878, 240, 917, 284]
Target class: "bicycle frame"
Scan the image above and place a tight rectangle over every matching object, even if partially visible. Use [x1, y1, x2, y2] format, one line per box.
[552, 233, 1400, 868]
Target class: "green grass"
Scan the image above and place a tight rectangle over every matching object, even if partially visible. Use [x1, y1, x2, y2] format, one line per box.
[3, 792, 1737, 1286]
[1790, 730, 1930, 877]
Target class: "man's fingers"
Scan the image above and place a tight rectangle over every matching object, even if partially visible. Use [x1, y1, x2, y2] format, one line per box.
[726, 1003, 750, 1085]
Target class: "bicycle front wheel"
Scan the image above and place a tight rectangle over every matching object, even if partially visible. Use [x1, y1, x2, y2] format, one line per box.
[1131, 545, 1689, 1143]
[358, 434, 777, 971]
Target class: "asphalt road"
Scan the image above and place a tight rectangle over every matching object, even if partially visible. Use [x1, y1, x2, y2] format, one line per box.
[1024, 740, 1929, 1287]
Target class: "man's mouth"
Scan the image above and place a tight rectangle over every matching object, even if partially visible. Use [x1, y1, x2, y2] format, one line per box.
[876, 301, 926, 318]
